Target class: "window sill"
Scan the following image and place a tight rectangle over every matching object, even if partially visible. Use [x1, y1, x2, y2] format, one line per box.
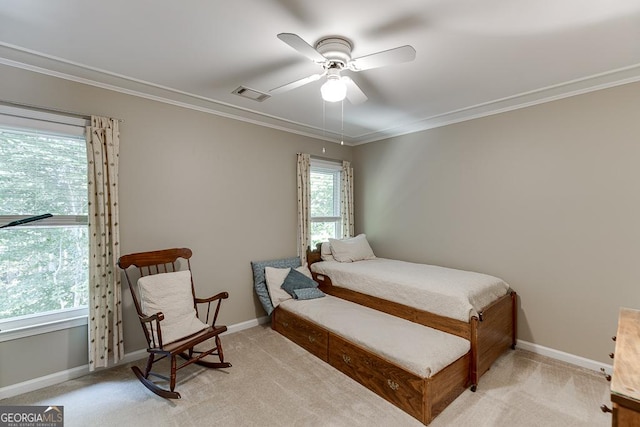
[0, 315, 88, 343]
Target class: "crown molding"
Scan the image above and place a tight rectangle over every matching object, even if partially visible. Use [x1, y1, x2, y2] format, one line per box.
[2, 43, 639, 146]
[0, 43, 344, 145]
[350, 63, 640, 144]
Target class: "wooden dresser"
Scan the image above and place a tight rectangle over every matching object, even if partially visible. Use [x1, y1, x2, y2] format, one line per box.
[605, 307, 640, 426]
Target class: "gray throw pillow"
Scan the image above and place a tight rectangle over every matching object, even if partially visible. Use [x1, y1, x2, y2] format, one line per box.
[251, 257, 301, 315]
[293, 288, 325, 300]
[281, 268, 318, 297]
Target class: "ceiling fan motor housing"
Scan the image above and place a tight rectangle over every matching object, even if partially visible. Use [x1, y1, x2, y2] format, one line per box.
[315, 37, 352, 67]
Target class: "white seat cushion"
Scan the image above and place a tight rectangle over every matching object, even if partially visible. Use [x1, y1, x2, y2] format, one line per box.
[137, 270, 208, 345]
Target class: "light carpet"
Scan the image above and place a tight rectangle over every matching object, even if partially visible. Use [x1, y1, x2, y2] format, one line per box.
[1, 324, 612, 426]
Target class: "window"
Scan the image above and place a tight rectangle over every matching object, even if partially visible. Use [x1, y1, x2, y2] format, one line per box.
[310, 159, 342, 247]
[0, 106, 89, 340]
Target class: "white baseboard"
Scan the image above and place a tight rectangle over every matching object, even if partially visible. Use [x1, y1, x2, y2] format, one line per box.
[224, 315, 269, 335]
[516, 339, 613, 375]
[0, 315, 270, 400]
[3, 319, 609, 401]
[0, 365, 90, 401]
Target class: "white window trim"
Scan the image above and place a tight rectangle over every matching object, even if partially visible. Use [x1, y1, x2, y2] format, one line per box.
[0, 105, 89, 341]
[309, 159, 343, 245]
[311, 216, 341, 222]
[311, 158, 342, 170]
[0, 105, 87, 136]
[0, 307, 89, 343]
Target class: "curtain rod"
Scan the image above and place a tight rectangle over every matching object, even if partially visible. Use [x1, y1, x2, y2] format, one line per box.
[0, 99, 124, 123]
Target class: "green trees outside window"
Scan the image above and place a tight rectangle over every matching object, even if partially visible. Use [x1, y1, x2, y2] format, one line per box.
[310, 165, 342, 247]
[0, 127, 89, 321]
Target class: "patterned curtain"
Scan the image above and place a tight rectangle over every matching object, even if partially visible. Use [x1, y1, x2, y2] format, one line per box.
[86, 116, 123, 370]
[341, 160, 354, 238]
[297, 153, 311, 264]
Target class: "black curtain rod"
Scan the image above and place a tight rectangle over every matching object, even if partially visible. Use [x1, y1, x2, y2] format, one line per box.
[0, 100, 124, 123]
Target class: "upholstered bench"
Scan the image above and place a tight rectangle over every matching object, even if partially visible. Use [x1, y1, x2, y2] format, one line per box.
[273, 295, 471, 425]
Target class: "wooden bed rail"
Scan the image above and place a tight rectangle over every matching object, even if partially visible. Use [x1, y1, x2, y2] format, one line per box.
[306, 244, 518, 390]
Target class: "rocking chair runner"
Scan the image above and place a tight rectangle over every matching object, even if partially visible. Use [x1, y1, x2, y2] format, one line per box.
[118, 247, 231, 399]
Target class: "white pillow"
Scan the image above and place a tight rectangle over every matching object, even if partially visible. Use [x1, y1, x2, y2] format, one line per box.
[329, 234, 376, 263]
[321, 242, 335, 261]
[265, 266, 293, 308]
[297, 263, 313, 278]
[137, 270, 209, 345]
[265, 265, 313, 308]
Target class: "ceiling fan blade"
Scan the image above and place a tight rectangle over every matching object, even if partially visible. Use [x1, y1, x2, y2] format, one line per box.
[349, 45, 416, 71]
[342, 77, 368, 104]
[269, 73, 324, 95]
[277, 33, 327, 63]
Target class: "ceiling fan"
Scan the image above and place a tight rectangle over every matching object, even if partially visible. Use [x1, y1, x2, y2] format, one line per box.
[270, 33, 416, 104]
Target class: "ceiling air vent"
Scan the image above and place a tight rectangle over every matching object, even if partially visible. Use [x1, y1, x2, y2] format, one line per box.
[232, 86, 270, 102]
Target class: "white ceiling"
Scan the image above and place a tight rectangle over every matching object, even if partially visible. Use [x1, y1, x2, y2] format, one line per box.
[1, 1, 639, 144]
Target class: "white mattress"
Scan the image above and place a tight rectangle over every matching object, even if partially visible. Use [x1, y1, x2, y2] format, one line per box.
[310, 258, 510, 322]
[279, 295, 470, 378]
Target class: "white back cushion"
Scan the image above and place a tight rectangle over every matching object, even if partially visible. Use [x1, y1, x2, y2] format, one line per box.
[137, 270, 208, 345]
[265, 266, 292, 308]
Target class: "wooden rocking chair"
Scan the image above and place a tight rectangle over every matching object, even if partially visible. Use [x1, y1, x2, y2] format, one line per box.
[118, 247, 231, 399]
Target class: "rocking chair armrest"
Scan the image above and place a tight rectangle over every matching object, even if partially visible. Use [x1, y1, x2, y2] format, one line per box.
[140, 312, 165, 323]
[195, 291, 229, 326]
[139, 312, 166, 349]
[195, 291, 229, 304]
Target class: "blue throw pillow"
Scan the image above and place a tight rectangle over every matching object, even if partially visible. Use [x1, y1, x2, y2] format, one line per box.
[251, 257, 301, 315]
[293, 288, 325, 300]
[281, 268, 318, 297]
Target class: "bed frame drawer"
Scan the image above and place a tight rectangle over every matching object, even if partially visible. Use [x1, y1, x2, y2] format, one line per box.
[273, 305, 471, 425]
[273, 308, 328, 361]
[328, 334, 426, 422]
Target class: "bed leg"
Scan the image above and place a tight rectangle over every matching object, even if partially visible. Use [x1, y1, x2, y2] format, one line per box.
[511, 291, 518, 350]
[470, 316, 479, 390]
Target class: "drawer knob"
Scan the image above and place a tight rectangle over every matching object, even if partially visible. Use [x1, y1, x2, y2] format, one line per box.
[609, 352, 614, 359]
[387, 379, 399, 391]
[612, 336, 616, 342]
[600, 368, 611, 382]
[308, 335, 316, 343]
[342, 354, 351, 365]
[282, 321, 289, 327]
[600, 404, 612, 414]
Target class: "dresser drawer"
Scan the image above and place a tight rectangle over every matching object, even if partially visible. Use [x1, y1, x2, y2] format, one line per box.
[607, 308, 640, 427]
[273, 308, 328, 361]
[613, 403, 640, 427]
[328, 334, 425, 422]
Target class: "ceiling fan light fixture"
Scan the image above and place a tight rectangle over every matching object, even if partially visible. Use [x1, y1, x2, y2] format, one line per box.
[321, 76, 347, 102]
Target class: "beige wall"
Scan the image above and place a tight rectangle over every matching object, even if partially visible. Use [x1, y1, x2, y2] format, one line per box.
[353, 81, 640, 363]
[0, 64, 351, 388]
[2, 61, 638, 389]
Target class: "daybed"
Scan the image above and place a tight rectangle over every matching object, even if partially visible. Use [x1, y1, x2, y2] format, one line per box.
[274, 296, 471, 425]
[307, 235, 517, 390]
[251, 257, 471, 424]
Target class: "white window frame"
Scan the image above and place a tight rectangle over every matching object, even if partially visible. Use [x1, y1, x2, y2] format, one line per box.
[310, 159, 342, 244]
[0, 106, 89, 342]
